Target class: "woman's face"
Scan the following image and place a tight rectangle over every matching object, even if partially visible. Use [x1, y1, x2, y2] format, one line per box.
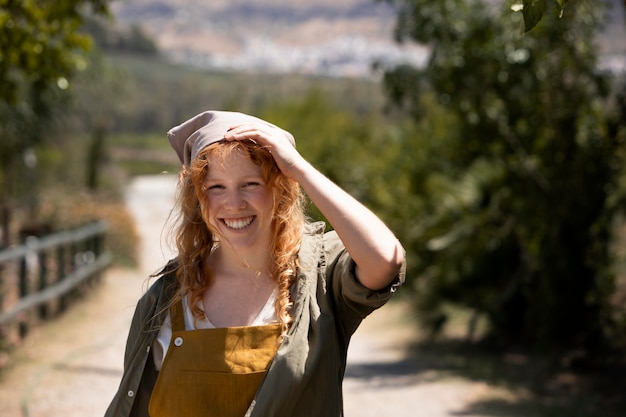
[201, 148, 274, 252]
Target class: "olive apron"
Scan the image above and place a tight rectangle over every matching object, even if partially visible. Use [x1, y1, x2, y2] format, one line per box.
[148, 301, 281, 417]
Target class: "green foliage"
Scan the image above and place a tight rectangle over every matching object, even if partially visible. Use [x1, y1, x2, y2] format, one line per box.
[0, 0, 110, 106]
[382, 0, 624, 357]
[232, 90, 390, 223]
[512, 0, 571, 33]
[0, 0, 112, 227]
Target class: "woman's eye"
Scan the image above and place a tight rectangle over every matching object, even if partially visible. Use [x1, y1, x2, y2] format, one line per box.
[243, 182, 261, 188]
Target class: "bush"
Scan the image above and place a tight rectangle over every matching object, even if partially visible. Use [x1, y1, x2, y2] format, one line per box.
[30, 188, 139, 267]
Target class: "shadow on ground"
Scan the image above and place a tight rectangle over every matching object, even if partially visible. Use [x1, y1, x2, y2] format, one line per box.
[345, 357, 425, 388]
[352, 334, 626, 417]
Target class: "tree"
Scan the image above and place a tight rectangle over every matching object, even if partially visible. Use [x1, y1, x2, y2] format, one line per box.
[0, 1, 110, 105]
[380, 0, 624, 358]
[0, 0, 111, 243]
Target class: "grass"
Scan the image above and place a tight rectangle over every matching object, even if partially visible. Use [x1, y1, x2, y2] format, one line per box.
[109, 132, 180, 176]
[111, 53, 385, 108]
[107, 132, 168, 149]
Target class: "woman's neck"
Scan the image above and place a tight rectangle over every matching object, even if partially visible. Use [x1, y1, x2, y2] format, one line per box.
[209, 244, 271, 278]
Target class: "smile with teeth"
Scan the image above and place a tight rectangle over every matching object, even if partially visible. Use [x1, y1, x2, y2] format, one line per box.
[222, 216, 255, 230]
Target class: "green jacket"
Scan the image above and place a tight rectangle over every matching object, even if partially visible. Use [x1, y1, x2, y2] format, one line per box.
[105, 222, 405, 417]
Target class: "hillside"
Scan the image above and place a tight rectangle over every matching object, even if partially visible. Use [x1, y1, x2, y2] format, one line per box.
[109, 0, 427, 77]
[110, 0, 624, 77]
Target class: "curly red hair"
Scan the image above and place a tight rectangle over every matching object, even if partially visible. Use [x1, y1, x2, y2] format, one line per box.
[169, 140, 306, 338]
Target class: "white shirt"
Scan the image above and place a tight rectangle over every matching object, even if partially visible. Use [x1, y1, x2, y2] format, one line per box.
[152, 290, 278, 370]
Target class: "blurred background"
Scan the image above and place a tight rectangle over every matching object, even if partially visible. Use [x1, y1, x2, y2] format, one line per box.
[1, 0, 625, 416]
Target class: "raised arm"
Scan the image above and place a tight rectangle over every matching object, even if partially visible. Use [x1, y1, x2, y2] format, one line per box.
[224, 124, 405, 290]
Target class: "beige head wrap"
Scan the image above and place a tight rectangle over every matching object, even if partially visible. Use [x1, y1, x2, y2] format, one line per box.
[167, 110, 295, 166]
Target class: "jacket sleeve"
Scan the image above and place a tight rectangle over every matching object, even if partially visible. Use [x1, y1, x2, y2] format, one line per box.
[325, 230, 405, 338]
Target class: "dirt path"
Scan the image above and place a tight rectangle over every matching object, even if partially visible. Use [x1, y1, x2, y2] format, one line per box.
[0, 175, 176, 417]
[0, 175, 489, 416]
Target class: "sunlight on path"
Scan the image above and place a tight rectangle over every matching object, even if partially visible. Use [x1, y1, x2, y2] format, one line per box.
[125, 174, 178, 274]
[343, 301, 487, 416]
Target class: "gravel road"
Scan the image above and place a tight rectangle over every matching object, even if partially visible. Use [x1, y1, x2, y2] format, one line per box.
[0, 175, 488, 417]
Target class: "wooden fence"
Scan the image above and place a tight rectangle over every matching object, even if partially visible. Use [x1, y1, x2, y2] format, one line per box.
[0, 221, 112, 341]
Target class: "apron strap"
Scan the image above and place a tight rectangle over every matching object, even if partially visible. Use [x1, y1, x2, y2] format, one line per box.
[171, 299, 186, 332]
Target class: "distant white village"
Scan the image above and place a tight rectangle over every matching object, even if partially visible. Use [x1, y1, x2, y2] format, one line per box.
[112, 0, 431, 78]
[169, 35, 429, 78]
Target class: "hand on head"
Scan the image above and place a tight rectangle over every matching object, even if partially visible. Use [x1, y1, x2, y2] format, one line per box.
[224, 124, 304, 179]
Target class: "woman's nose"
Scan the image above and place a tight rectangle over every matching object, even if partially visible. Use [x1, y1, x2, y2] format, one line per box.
[224, 190, 247, 210]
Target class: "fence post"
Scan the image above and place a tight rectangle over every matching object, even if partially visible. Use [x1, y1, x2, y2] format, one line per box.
[91, 229, 104, 284]
[57, 245, 67, 313]
[38, 250, 48, 319]
[70, 240, 79, 302]
[18, 240, 29, 339]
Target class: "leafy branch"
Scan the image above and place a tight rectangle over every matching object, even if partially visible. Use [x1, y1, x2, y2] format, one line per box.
[512, 0, 569, 33]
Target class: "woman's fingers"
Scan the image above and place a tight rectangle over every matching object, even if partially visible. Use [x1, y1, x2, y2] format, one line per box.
[225, 124, 281, 145]
[224, 124, 302, 178]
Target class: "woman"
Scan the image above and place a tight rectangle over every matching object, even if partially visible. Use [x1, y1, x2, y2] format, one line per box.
[105, 110, 406, 417]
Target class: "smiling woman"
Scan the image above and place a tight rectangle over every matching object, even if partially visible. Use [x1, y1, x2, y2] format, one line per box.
[105, 110, 406, 417]
[200, 146, 275, 247]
